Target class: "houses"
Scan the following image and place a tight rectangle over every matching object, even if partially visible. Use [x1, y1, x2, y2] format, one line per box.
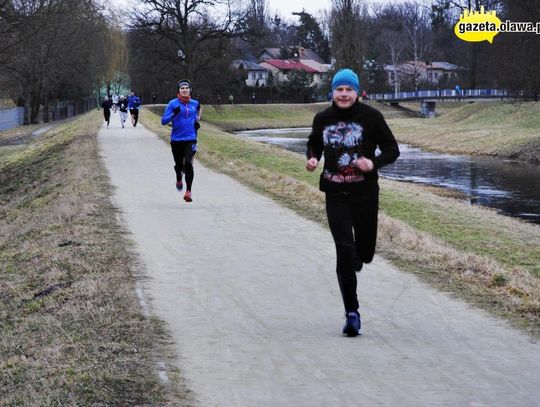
[384, 61, 462, 90]
[258, 59, 318, 84]
[232, 48, 460, 95]
[256, 47, 326, 64]
[232, 47, 331, 88]
[231, 60, 270, 87]
[424, 62, 461, 83]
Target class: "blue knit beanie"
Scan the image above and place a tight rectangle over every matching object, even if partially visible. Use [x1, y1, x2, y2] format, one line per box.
[332, 69, 360, 93]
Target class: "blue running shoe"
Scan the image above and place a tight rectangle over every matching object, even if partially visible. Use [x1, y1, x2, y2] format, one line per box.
[342, 311, 361, 337]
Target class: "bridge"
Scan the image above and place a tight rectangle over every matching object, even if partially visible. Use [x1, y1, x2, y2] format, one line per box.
[368, 88, 510, 118]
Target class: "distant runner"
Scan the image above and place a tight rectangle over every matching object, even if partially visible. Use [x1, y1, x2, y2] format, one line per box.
[118, 95, 128, 128]
[128, 91, 141, 127]
[101, 96, 112, 127]
[112, 93, 119, 113]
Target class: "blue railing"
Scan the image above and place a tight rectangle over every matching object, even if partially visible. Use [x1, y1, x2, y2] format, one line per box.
[369, 89, 508, 101]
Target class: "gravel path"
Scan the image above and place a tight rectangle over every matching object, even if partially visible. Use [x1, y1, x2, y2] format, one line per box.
[98, 121, 540, 407]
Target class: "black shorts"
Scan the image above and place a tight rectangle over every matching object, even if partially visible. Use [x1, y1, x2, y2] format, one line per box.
[170, 140, 197, 164]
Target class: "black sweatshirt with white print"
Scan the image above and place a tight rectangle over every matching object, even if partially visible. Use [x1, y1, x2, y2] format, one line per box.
[307, 101, 400, 194]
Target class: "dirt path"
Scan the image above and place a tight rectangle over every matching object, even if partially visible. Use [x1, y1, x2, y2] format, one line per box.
[98, 120, 540, 407]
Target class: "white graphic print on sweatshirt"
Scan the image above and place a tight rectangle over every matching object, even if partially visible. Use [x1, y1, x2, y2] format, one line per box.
[322, 121, 365, 183]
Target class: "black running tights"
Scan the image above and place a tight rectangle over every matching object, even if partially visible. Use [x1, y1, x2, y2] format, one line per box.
[325, 190, 379, 313]
[171, 140, 197, 191]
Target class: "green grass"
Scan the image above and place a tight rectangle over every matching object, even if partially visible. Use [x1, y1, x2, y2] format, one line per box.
[148, 101, 414, 132]
[379, 184, 540, 276]
[149, 103, 325, 131]
[200, 129, 317, 184]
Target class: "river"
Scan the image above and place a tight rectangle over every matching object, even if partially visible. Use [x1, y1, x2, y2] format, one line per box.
[237, 127, 540, 225]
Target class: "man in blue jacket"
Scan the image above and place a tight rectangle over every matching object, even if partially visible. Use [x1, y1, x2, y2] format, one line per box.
[128, 91, 141, 127]
[161, 79, 201, 202]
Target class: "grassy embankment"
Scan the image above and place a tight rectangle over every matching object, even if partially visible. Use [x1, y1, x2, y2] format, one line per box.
[0, 112, 192, 405]
[0, 98, 16, 109]
[145, 103, 540, 336]
[391, 101, 540, 163]
[202, 101, 415, 131]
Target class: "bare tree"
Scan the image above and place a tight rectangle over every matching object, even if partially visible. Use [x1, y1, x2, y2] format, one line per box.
[372, 4, 408, 95]
[488, 0, 540, 97]
[0, 0, 114, 123]
[102, 19, 129, 97]
[130, 0, 247, 82]
[267, 14, 295, 48]
[329, 0, 369, 74]
[432, 0, 504, 88]
[400, 1, 433, 91]
[235, 0, 271, 58]
[292, 11, 330, 62]
[245, 0, 270, 39]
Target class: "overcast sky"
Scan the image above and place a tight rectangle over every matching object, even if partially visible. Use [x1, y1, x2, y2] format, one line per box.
[109, 0, 415, 22]
[267, 0, 331, 19]
[109, 0, 330, 19]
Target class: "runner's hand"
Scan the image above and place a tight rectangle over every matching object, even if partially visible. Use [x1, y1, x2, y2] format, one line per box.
[173, 106, 180, 116]
[354, 157, 374, 172]
[306, 157, 318, 172]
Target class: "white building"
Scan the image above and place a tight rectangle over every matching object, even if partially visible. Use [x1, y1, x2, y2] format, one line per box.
[385, 61, 461, 89]
[231, 60, 270, 87]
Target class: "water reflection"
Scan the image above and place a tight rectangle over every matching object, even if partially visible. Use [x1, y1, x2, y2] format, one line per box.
[237, 128, 540, 224]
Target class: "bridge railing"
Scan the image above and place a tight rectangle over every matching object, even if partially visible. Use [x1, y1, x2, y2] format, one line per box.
[369, 89, 508, 101]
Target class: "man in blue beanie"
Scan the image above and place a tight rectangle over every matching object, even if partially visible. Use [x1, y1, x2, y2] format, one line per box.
[331, 68, 360, 93]
[306, 68, 400, 337]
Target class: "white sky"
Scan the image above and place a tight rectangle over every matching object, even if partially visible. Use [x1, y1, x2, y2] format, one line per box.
[108, 0, 413, 22]
[108, 0, 331, 18]
[267, 0, 331, 20]
[268, 0, 424, 20]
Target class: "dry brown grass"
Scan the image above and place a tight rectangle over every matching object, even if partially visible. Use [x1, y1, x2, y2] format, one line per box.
[0, 98, 16, 109]
[377, 211, 540, 326]
[0, 112, 193, 405]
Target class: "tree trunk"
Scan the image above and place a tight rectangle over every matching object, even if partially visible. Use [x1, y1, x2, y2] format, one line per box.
[43, 94, 49, 123]
[29, 86, 42, 124]
[468, 43, 478, 89]
[23, 98, 30, 125]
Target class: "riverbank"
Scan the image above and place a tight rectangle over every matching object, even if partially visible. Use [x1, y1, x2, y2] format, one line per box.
[201, 100, 415, 131]
[145, 105, 540, 337]
[389, 101, 540, 164]
[198, 101, 540, 164]
[0, 112, 190, 405]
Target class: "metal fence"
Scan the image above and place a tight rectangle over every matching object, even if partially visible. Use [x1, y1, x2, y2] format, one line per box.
[0, 98, 97, 131]
[44, 98, 97, 122]
[0, 107, 25, 131]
